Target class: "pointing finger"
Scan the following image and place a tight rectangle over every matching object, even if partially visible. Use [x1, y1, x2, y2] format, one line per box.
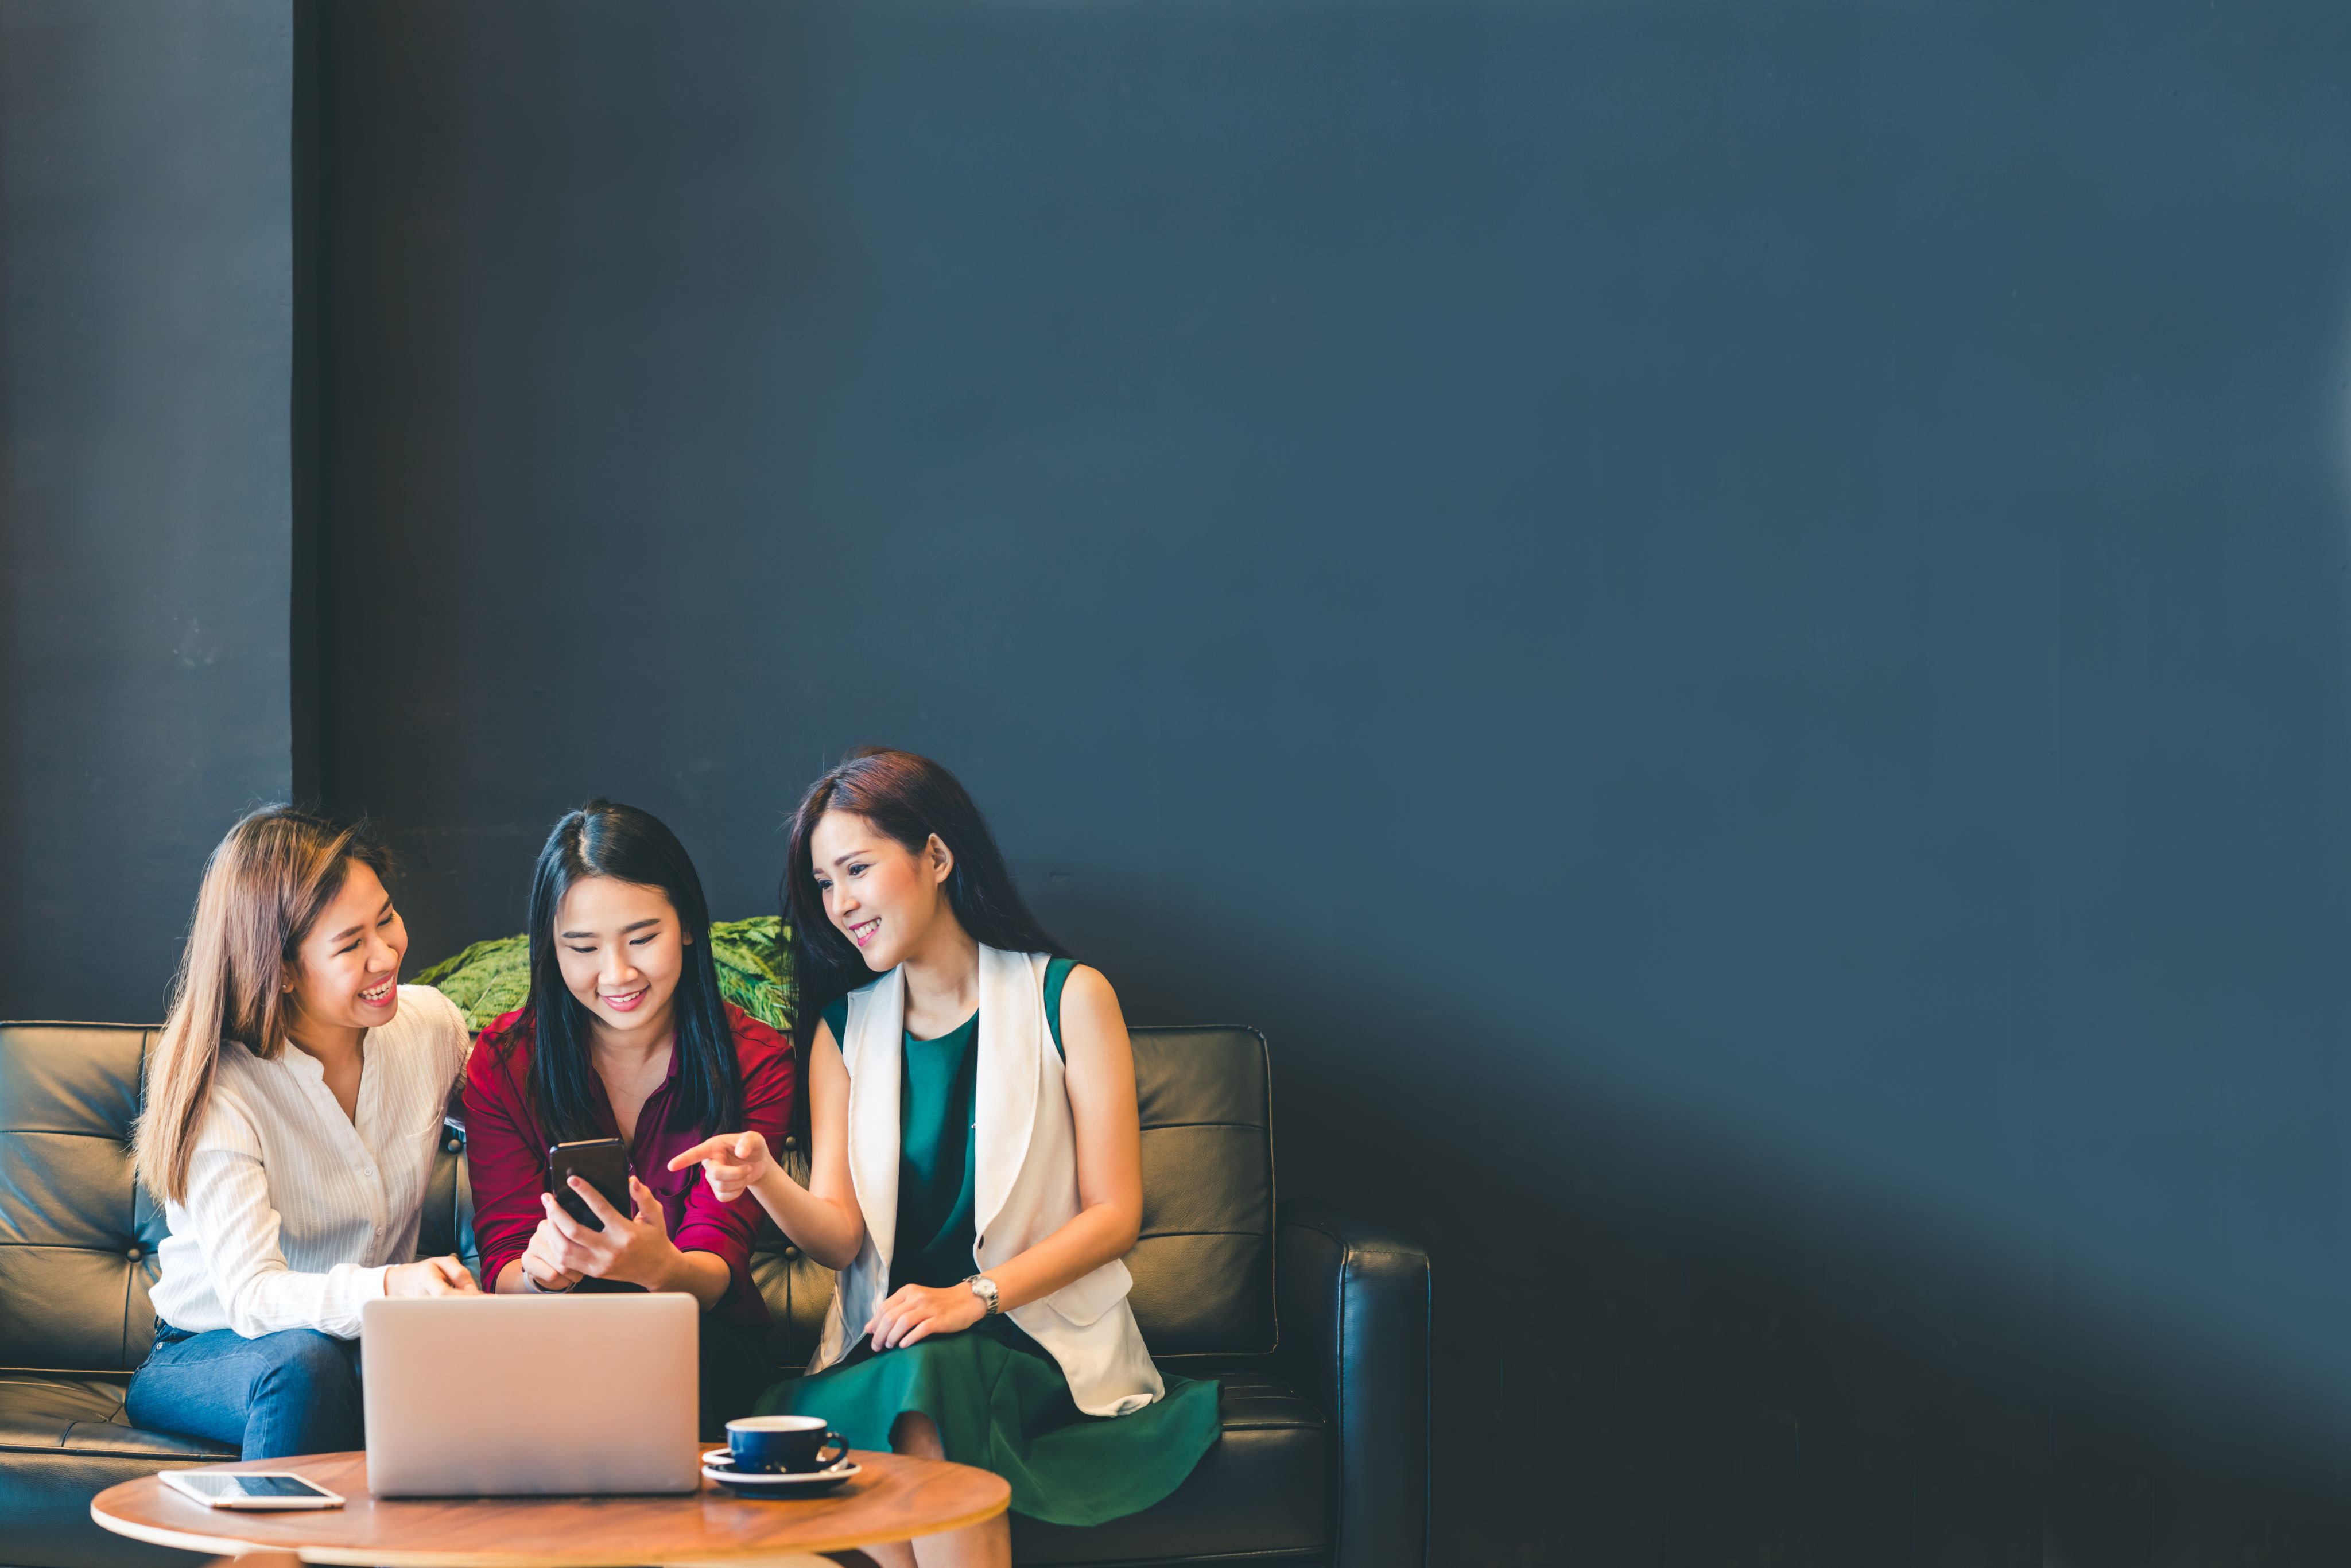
[668, 1136, 726, 1172]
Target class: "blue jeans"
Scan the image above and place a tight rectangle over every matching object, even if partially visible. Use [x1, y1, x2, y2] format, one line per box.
[125, 1321, 364, 1460]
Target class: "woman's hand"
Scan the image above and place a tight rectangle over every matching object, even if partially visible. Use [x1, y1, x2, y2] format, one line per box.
[519, 1220, 585, 1293]
[668, 1130, 774, 1204]
[866, 1281, 987, 1350]
[536, 1175, 682, 1290]
[386, 1255, 479, 1298]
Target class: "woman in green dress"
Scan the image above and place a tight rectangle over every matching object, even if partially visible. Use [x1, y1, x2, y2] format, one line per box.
[669, 748, 1219, 1568]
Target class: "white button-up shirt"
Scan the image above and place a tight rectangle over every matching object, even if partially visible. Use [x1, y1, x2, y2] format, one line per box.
[149, 985, 471, 1340]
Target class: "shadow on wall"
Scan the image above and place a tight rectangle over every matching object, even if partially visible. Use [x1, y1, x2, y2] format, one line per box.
[1054, 878, 2351, 1567]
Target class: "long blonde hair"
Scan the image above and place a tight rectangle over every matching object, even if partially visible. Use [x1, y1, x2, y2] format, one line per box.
[134, 806, 393, 1204]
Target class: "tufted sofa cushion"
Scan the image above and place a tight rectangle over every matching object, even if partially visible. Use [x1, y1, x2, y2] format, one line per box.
[0, 1025, 172, 1375]
[0, 1024, 232, 1568]
[1125, 1026, 1275, 1358]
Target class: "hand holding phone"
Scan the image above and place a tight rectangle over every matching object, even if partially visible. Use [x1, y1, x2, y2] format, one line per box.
[548, 1138, 631, 1232]
[536, 1170, 679, 1293]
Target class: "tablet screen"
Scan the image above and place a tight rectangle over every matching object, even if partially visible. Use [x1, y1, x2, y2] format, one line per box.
[175, 1473, 335, 1500]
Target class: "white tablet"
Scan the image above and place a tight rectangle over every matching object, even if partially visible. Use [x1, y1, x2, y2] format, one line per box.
[160, 1470, 346, 1510]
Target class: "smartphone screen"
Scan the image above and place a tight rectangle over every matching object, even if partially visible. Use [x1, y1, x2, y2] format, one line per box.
[549, 1137, 631, 1231]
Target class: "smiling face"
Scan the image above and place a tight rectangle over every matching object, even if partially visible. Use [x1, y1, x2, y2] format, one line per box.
[286, 860, 408, 1039]
[552, 875, 690, 1042]
[808, 810, 956, 972]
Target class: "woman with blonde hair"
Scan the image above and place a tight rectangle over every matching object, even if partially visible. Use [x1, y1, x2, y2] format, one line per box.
[126, 806, 478, 1460]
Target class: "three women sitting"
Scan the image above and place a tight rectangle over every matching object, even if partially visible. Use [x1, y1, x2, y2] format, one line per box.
[126, 748, 1213, 1568]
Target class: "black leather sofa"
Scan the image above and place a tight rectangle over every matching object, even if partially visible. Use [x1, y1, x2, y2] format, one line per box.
[0, 1019, 1429, 1568]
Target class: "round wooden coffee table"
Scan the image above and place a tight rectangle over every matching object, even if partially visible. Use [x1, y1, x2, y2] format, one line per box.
[90, 1445, 1008, 1566]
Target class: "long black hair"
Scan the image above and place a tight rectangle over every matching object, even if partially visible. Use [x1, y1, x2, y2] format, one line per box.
[523, 799, 742, 1143]
[782, 747, 1066, 1033]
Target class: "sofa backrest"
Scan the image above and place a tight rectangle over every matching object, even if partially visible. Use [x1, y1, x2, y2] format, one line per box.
[0, 1023, 171, 1373]
[0, 1016, 1275, 1376]
[745, 1023, 1277, 1368]
[0, 1020, 472, 1374]
[1126, 1024, 1277, 1357]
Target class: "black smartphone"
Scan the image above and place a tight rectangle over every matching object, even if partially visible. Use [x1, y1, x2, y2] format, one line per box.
[548, 1137, 631, 1231]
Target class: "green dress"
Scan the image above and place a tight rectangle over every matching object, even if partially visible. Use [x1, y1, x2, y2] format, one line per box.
[751, 959, 1220, 1526]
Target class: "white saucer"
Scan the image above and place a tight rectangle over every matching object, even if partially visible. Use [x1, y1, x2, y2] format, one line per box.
[700, 1451, 859, 1495]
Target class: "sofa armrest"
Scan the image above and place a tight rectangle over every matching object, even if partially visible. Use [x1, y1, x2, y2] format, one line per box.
[1277, 1200, 1430, 1568]
[417, 1117, 483, 1284]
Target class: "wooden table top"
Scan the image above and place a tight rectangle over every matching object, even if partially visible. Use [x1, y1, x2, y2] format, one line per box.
[89, 1446, 1008, 1567]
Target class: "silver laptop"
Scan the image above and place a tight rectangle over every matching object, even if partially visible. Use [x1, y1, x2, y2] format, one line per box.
[361, 1294, 700, 1496]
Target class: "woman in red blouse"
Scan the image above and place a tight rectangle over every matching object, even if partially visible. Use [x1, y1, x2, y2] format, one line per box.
[463, 800, 794, 1431]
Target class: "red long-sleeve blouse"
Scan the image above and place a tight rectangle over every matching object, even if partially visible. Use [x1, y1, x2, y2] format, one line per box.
[461, 1002, 794, 1327]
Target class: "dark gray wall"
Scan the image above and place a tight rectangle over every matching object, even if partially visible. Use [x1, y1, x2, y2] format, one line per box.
[320, 2, 2351, 1561]
[0, 1, 294, 1022]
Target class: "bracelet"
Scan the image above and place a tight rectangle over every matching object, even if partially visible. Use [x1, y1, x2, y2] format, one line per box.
[522, 1266, 576, 1295]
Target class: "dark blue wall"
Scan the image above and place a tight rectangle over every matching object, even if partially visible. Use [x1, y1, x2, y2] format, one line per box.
[0, 1, 294, 1023]
[320, 3, 2351, 1561]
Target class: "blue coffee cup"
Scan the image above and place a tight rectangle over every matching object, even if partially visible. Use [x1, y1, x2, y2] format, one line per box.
[725, 1415, 848, 1474]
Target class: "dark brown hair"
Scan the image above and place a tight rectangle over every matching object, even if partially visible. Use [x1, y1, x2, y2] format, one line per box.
[782, 747, 1065, 1030]
[517, 799, 742, 1144]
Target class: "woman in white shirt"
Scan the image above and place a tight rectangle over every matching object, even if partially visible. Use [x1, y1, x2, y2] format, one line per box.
[126, 806, 479, 1460]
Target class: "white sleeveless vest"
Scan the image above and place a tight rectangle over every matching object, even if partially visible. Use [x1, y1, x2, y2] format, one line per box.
[813, 945, 1165, 1417]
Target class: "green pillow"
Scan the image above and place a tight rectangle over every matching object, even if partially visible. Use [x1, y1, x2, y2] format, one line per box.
[413, 915, 796, 1035]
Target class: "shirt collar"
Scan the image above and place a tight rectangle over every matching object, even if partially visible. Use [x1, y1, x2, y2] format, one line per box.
[581, 1034, 685, 1127]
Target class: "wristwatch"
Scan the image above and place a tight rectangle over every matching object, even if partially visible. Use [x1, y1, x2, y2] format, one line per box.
[964, 1274, 1002, 1315]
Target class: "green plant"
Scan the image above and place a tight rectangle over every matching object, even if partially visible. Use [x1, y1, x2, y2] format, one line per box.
[412, 916, 795, 1034]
